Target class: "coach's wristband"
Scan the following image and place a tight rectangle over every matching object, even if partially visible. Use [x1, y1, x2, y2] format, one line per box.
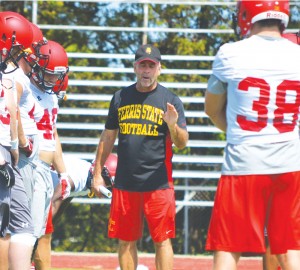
[10, 139, 19, 150]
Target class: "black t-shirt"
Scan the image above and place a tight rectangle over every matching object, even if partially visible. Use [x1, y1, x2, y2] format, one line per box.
[105, 83, 187, 192]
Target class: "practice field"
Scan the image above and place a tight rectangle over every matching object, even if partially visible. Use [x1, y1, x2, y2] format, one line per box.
[52, 252, 263, 270]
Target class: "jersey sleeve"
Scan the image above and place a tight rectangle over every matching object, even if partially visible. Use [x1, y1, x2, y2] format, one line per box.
[105, 91, 120, 130]
[172, 95, 187, 130]
[207, 74, 228, 94]
[211, 44, 234, 84]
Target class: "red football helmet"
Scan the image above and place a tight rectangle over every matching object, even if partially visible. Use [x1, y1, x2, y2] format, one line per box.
[32, 40, 69, 93]
[25, 23, 47, 67]
[0, 11, 33, 73]
[282, 32, 300, 45]
[54, 74, 69, 99]
[235, 0, 289, 37]
[88, 153, 118, 188]
[104, 153, 118, 177]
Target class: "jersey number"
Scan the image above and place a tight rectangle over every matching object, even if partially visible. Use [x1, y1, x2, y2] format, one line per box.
[237, 77, 300, 133]
[37, 108, 57, 140]
[0, 90, 10, 125]
[0, 110, 10, 125]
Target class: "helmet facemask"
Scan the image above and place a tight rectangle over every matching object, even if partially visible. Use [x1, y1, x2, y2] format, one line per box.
[0, 11, 34, 73]
[0, 32, 27, 73]
[33, 65, 68, 94]
[24, 38, 48, 75]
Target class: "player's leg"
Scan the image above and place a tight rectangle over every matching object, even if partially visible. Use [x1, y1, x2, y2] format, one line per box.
[108, 189, 143, 270]
[144, 189, 175, 270]
[9, 233, 36, 270]
[118, 240, 138, 270]
[34, 205, 53, 270]
[31, 161, 53, 238]
[34, 233, 52, 270]
[206, 175, 272, 269]
[9, 167, 36, 270]
[154, 238, 173, 270]
[0, 170, 11, 270]
[277, 250, 300, 270]
[213, 251, 240, 270]
[263, 236, 280, 270]
[0, 147, 13, 269]
[0, 234, 10, 270]
[267, 171, 300, 270]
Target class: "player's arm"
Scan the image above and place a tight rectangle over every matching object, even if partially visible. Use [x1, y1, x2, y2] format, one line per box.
[92, 128, 117, 197]
[162, 103, 188, 149]
[52, 128, 67, 173]
[15, 81, 26, 146]
[3, 78, 19, 165]
[204, 74, 227, 132]
[15, 81, 34, 157]
[52, 128, 74, 200]
[52, 188, 64, 217]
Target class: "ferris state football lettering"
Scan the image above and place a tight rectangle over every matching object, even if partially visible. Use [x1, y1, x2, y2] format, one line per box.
[118, 104, 163, 136]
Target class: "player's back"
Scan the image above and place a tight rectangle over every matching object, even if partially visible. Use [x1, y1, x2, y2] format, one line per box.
[214, 35, 300, 144]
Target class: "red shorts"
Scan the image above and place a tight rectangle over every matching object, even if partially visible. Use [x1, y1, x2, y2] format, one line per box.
[45, 203, 54, 234]
[108, 188, 176, 242]
[206, 172, 300, 254]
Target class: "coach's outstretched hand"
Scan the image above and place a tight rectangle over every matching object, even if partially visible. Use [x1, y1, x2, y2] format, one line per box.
[162, 102, 178, 127]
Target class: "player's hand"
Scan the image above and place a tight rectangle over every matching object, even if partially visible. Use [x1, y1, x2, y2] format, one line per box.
[0, 152, 6, 166]
[19, 137, 33, 157]
[162, 103, 178, 127]
[59, 173, 71, 200]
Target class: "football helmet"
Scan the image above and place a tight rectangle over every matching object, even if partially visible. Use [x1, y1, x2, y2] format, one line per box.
[235, 0, 289, 37]
[32, 40, 69, 93]
[25, 23, 47, 68]
[0, 11, 33, 73]
[282, 31, 300, 45]
[104, 153, 117, 178]
[55, 74, 68, 100]
[87, 153, 118, 190]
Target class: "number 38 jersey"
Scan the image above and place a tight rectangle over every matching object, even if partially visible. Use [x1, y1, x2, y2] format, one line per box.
[212, 35, 300, 144]
[208, 35, 300, 175]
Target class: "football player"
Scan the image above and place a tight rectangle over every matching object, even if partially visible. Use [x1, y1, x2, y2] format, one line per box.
[263, 28, 300, 270]
[0, 11, 36, 270]
[205, 1, 300, 269]
[32, 153, 117, 270]
[25, 39, 69, 269]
